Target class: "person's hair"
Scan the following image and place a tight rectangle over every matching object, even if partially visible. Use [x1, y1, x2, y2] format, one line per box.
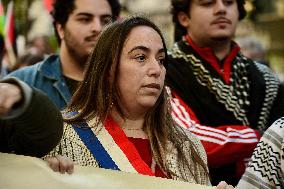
[65, 16, 208, 182]
[51, 0, 121, 43]
[10, 52, 44, 71]
[171, 0, 247, 42]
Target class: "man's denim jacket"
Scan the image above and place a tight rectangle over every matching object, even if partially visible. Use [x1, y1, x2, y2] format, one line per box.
[5, 55, 71, 110]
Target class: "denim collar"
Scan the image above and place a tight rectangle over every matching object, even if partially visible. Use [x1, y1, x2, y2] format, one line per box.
[38, 54, 63, 80]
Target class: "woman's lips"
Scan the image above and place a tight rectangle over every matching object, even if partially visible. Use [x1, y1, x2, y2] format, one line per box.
[143, 83, 161, 90]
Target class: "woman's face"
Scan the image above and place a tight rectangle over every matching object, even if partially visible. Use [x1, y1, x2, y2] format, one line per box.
[117, 26, 166, 117]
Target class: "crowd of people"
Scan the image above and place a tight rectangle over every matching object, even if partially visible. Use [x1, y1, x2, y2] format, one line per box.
[0, 0, 284, 188]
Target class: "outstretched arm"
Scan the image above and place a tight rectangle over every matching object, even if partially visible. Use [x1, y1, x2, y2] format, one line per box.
[0, 77, 63, 157]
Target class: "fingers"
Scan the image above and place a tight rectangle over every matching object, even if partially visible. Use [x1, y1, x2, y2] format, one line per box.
[216, 181, 234, 189]
[46, 155, 74, 174]
[46, 156, 60, 172]
[0, 83, 22, 115]
[57, 155, 74, 174]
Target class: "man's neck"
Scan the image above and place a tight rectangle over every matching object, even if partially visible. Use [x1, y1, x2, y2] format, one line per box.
[190, 36, 232, 60]
[211, 41, 231, 60]
[60, 46, 85, 81]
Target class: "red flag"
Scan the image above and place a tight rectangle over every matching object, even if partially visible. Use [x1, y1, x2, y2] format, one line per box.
[4, 1, 16, 66]
[5, 1, 14, 46]
[0, 0, 5, 35]
[43, 0, 53, 13]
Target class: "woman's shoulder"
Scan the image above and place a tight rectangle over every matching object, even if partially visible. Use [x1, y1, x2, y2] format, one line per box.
[180, 126, 207, 161]
[167, 125, 208, 167]
[166, 125, 210, 185]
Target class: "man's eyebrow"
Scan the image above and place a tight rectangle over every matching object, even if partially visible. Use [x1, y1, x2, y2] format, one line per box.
[76, 12, 112, 17]
[76, 12, 93, 17]
[100, 14, 113, 18]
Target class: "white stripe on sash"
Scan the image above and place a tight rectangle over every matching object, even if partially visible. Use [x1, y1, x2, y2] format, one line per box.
[87, 119, 138, 173]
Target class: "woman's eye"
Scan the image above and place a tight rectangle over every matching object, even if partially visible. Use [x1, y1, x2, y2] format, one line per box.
[224, 0, 234, 5]
[135, 55, 146, 62]
[158, 58, 165, 65]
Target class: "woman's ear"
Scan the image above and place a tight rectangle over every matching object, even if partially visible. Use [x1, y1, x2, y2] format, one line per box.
[177, 12, 190, 28]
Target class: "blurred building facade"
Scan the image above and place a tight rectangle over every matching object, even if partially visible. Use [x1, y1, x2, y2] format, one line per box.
[120, 0, 173, 46]
[237, 0, 284, 80]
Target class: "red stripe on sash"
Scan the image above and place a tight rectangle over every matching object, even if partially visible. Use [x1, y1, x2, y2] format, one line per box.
[104, 116, 155, 176]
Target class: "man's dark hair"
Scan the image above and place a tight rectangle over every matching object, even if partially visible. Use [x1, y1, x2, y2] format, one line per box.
[171, 0, 247, 42]
[51, 0, 121, 43]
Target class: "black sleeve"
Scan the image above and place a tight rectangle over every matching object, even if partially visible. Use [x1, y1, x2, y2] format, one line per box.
[269, 83, 284, 126]
[0, 88, 63, 157]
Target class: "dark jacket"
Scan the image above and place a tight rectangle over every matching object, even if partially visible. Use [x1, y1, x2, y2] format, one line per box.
[0, 78, 63, 157]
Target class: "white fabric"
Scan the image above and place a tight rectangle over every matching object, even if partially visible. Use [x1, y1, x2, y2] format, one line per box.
[0, 153, 213, 189]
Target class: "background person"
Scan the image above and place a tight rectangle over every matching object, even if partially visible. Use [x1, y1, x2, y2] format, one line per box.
[5, 0, 121, 110]
[9, 52, 45, 72]
[236, 36, 270, 67]
[166, 0, 284, 185]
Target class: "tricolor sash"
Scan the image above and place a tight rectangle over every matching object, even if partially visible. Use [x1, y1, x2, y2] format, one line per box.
[67, 112, 154, 176]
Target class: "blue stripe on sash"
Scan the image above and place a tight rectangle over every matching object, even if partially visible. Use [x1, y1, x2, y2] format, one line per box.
[66, 112, 120, 170]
